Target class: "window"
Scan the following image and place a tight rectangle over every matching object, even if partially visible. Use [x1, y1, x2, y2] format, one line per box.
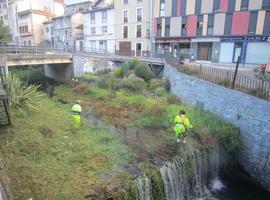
[4, 15, 7, 20]
[19, 25, 29, 34]
[65, 30, 68, 35]
[181, 16, 187, 36]
[197, 15, 203, 36]
[262, 0, 270, 9]
[102, 26, 107, 34]
[46, 27, 50, 33]
[248, 11, 258, 34]
[213, 0, 220, 12]
[241, 0, 249, 11]
[195, 0, 202, 14]
[123, 26, 128, 38]
[263, 11, 270, 34]
[91, 27, 95, 35]
[91, 41, 96, 51]
[123, 0, 128, 4]
[207, 14, 214, 35]
[91, 13, 95, 24]
[157, 19, 162, 37]
[165, 18, 170, 37]
[136, 24, 142, 38]
[3, 4, 6, 9]
[123, 10, 128, 23]
[160, 0, 165, 17]
[137, 8, 142, 22]
[102, 11, 107, 23]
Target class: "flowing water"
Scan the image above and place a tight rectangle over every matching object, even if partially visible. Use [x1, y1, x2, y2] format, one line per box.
[135, 144, 270, 200]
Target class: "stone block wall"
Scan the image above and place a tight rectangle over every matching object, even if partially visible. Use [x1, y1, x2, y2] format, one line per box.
[164, 63, 270, 191]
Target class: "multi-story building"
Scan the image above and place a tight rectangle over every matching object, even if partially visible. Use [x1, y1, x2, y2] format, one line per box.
[153, 0, 270, 64]
[114, 0, 151, 57]
[7, 0, 64, 44]
[52, 13, 83, 49]
[0, 0, 9, 26]
[83, 0, 115, 53]
[64, 0, 93, 15]
[43, 20, 54, 47]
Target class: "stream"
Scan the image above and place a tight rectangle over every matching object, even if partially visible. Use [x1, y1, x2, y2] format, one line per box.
[82, 107, 270, 200]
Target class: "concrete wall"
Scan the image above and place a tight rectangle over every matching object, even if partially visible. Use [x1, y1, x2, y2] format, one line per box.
[164, 63, 270, 191]
[44, 63, 73, 82]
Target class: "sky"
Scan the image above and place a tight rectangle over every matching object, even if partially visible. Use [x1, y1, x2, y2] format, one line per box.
[65, 0, 93, 5]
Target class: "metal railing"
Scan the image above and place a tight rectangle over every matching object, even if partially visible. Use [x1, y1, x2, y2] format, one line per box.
[0, 65, 11, 126]
[166, 56, 270, 101]
[0, 44, 165, 64]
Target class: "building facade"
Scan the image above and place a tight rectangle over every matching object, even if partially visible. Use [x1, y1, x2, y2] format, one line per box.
[43, 20, 54, 47]
[6, 0, 64, 45]
[114, 0, 151, 57]
[153, 0, 270, 64]
[0, 0, 8, 26]
[83, 3, 115, 53]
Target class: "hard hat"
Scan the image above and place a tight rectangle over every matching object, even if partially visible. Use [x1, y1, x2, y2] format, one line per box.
[76, 100, 81, 104]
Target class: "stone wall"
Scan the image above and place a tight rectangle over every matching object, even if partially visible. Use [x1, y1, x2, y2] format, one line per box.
[164, 63, 270, 191]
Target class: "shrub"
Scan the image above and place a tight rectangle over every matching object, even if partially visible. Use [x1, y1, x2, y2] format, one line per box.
[134, 63, 156, 81]
[120, 62, 130, 77]
[148, 79, 166, 91]
[114, 67, 122, 78]
[7, 73, 44, 113]
[12, 68, 54, 85]
[154, 87, 167, 97]
[129, 59, 141, 70]
[164, 78, 170, 91]
[107, 76, 124, 90]
[73, 83, 89, 94]
[122, 76, 146, 93]
[88, 87, 111, 101]
[82, 73, 99, 83]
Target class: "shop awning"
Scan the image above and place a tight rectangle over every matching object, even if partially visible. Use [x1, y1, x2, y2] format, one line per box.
[155, 38, 190, 43]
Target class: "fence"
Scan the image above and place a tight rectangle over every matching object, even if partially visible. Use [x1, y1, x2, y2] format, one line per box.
[166, 56, 270, 100]
[0, 65, 11, 126]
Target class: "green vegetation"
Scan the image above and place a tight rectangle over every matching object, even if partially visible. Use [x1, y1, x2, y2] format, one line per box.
[0, 96, 130, 200]
[135, 63, 156, 81]
[1, 61, 242, 199]
[7, 73, 44, 113]
[0, 21, 11, 42]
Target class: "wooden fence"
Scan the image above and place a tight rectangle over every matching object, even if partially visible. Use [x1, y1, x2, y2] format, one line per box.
[166, 57, 270, 100]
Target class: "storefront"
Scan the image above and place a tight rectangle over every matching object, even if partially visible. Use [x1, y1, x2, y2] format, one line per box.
[219, 36, 270, 64]
[155, 38, 190, 58]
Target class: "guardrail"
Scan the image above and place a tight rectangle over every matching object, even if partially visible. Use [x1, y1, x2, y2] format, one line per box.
[166, 56, 270, 101]
[0, 45, 165, 64]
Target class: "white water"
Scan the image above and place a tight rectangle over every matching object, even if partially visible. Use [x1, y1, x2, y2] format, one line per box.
[135, 175, 153, 200]
[135, 145, 223, 200]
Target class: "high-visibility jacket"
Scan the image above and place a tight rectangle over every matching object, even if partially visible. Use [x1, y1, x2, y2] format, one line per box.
[173, 115, 192, 136]
[71, 104, 82, 115]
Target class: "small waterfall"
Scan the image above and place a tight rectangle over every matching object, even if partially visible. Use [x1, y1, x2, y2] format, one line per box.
[160, 147, 222, 200]
[135, 175, 153, 200]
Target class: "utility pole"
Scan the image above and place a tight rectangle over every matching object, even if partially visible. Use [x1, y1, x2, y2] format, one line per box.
[231, 56, 241, 89]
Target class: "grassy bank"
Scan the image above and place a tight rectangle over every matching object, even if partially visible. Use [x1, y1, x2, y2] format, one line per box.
[0, 96, 130, 200]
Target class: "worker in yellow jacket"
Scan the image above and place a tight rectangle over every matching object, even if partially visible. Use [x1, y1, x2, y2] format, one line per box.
[173, 110, 193, 143]
[71, 100, 82, 128]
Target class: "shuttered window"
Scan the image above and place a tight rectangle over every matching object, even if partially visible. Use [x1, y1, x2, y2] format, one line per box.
[224, 13, 232, 35]
[248, 11, 258, 34]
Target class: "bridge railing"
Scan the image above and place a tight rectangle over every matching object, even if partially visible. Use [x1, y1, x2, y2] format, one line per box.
[0, 45, 165, 64]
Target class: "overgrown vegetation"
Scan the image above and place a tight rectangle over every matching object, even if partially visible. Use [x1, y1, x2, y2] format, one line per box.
[7, 73, 44, 113]
[0, 21, 11, 42]
[1, 59, 242, 199]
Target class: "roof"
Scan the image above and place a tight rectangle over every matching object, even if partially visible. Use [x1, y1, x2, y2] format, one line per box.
[18, 9, 55, 17]
[65, 1, 93, 7]
[82, 4, 113, 14]
[43, 20, 53, 24]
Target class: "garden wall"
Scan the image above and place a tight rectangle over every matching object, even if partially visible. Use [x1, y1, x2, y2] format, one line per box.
[164, 63, 270, 191]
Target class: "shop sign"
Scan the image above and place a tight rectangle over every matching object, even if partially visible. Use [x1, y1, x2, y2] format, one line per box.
[221, 36, 269, 42]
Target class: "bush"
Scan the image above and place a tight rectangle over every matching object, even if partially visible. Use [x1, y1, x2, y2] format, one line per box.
[12, 68, 54, 85]
[88, 87, 111, 101]
[122, 77, 146, 93]
[164, 78, 170, 91]
[134, 63, 156, 81]
[82, 73, 99, 83]
[129, 59, 141, 70]
[154, 87, 167, 97]
[166, 94, 180, 104]
[7, 73, 44, 113]
[114, 67, 122, 78]
[120, 62, 130, 77]
[107, 76, 124, 90]
[73, 83, 89, 94]
[148, 79, 166, 91]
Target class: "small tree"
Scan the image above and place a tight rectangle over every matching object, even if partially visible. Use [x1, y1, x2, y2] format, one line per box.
[0, 21, 11, 43]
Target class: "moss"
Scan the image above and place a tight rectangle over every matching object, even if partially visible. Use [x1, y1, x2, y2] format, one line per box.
[140, 164, 165, 200]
